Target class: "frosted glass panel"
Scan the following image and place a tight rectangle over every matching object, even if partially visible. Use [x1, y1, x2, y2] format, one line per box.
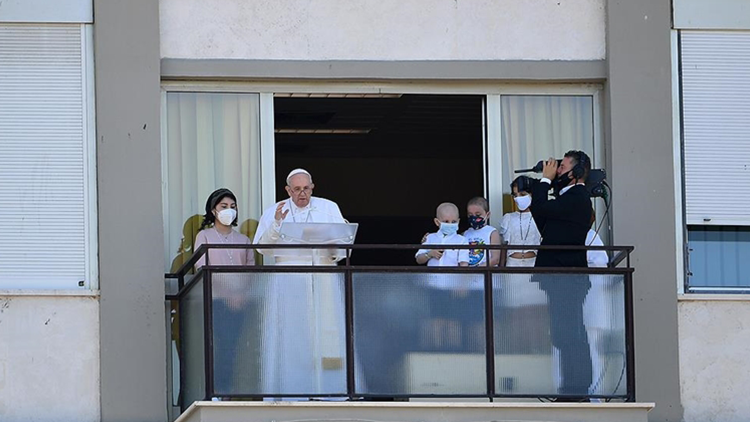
[211, 271, 347, 396]
[493, 272, 626, 397]
[180, 277, 205, 406]
[211, 272, 263, 395]
[180, 269, 629, 399]
[353, 273, 486, 395]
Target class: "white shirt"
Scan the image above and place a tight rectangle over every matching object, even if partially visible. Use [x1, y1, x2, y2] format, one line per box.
[540, 178, 585, 196]
[253, 196, 345, 255]
[416, 232, 470, 266]
[499, 211, 541, 256]
[463, 225, 498, 267]
[586, 229, 608, 268]
[417, 232, 474, 290]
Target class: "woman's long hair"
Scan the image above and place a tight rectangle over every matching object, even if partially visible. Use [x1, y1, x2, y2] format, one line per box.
[199, 188, 238, 231]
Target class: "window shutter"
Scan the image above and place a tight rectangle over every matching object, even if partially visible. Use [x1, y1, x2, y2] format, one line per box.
[681, 31, 750, 226]
[0, 25, 90, 289]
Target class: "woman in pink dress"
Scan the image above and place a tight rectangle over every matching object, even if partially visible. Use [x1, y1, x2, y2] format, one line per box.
[194, 188, 255, 396]
[194, 188, 254, 269]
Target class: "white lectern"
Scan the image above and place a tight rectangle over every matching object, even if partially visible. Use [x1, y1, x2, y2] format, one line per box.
[271, 222, 359, 265]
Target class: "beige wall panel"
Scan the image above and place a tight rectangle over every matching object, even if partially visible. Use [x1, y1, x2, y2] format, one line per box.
[160, 0, 605, 61]
[0, 295, 99, 422]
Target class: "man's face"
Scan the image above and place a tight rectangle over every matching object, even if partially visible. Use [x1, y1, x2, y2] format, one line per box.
[557, 156, 575, 181]
[285, 173, 314, 207]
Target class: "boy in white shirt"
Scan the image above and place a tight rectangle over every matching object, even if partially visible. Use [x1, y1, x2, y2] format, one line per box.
[415, 202, 471, 351]
[415, 202, 470, 268]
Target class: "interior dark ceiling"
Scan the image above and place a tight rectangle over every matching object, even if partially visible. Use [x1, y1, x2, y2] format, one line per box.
[274, 94, 484, 159]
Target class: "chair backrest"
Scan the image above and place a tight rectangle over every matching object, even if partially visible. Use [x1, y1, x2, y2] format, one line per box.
[169, 214, 204, 273]
[239, 218, 262, 265]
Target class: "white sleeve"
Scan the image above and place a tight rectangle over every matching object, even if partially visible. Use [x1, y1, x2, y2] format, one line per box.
[253, 203, 284, 252]
[587, 231, 609, 268]
[329, 200, 346, 223]
[416, 235, 433, 257]
[499, 213, 510, 237]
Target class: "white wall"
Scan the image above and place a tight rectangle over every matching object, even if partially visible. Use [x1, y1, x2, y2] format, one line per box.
[679, 298, 750, 422]
[673, 0, 750, 30]
[0, 295, 99, 422]
[160, 0, 605, 61]
[0, 0, 92, 23]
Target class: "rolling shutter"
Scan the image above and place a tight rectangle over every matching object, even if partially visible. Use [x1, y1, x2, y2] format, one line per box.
[681, 30, 750, 226]
[0, 24, 92, 289]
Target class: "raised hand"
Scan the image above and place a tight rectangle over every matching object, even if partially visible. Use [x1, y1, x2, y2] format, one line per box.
[274, 201, 289, 222]
[542, 157, 558, 181]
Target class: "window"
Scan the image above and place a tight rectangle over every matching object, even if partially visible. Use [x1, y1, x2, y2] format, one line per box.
[0, 24, 96, 289]
[680, 31, 750, 290]
[162, 92, 263, 272]
[687, 226, 750, 290]
[491, 93, 608, 241]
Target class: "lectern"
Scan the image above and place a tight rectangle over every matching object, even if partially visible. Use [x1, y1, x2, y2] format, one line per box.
[269, 222, 359, 265]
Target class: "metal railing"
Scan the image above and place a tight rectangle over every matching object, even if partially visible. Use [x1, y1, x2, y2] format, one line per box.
[166, 243, 635, 409]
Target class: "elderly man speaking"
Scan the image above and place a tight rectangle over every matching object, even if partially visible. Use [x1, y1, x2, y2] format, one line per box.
[253, 168, 351, 397]
[254, 168, 346, 253]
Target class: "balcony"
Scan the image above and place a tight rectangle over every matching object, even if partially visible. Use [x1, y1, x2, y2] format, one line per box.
[166, 244, 650, 422]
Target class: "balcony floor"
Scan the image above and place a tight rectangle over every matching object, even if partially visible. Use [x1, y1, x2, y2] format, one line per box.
[175, 401, 654, 422]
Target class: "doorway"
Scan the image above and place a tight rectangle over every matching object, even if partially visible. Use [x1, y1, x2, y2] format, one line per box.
[274, 94, 485, 265]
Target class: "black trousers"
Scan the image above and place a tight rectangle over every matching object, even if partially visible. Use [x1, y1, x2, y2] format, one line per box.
[542, 277, 592, 396]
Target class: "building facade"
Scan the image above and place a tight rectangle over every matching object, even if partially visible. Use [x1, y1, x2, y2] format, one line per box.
[0, 0, 747, 421]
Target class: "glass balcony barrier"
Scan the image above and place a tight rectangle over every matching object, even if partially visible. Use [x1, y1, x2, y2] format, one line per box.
[165, 244, 634, 410]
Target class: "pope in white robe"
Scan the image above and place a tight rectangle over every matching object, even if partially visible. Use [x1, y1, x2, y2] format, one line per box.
[253, 168, 350, 396]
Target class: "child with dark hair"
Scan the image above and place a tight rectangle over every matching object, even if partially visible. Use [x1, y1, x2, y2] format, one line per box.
[497, 176, 547, 355]
[194, 188, 254, 269]
[500, 176, 542, 268]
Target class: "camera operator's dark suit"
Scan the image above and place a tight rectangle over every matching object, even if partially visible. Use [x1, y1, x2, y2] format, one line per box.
[530, 180, 593, 397]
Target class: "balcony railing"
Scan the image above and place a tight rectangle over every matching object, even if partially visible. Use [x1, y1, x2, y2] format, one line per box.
[165, 243, 635, 410]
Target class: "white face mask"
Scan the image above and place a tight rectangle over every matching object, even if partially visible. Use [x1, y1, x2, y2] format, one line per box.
[514, 195, 532, 211]
[439, 222, 459, 236]
[216, 208, 237, 226]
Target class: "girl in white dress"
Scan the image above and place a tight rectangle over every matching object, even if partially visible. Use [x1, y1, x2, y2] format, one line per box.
[498, 177, 548, 360]
[499, 176, 542, 271]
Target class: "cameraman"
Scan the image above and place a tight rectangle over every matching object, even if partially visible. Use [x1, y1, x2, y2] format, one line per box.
[530, 150, 593, 400]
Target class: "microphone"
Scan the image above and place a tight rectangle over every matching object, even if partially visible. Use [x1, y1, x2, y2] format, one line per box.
[514, 159, 561, 174]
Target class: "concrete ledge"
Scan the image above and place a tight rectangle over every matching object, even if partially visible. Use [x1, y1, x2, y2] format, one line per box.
[0, 289, 99, 297]
[176, 401, 655, 422]
[161, 59, 606, 82]
[678, 294, 750, 302]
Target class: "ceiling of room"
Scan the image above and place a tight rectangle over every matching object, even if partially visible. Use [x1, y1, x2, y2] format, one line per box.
[274, 94, 484, 159]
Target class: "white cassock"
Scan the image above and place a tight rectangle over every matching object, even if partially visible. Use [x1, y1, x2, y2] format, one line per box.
[552, 230, 622, 396]
[582, 230, 624, 396]
[253, 196, 349, 395]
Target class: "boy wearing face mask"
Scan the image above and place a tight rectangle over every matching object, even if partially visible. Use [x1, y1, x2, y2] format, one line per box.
[416, 202, 470, 267]
[415, 203, 472, 351]
[464, 197, 501, 267]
